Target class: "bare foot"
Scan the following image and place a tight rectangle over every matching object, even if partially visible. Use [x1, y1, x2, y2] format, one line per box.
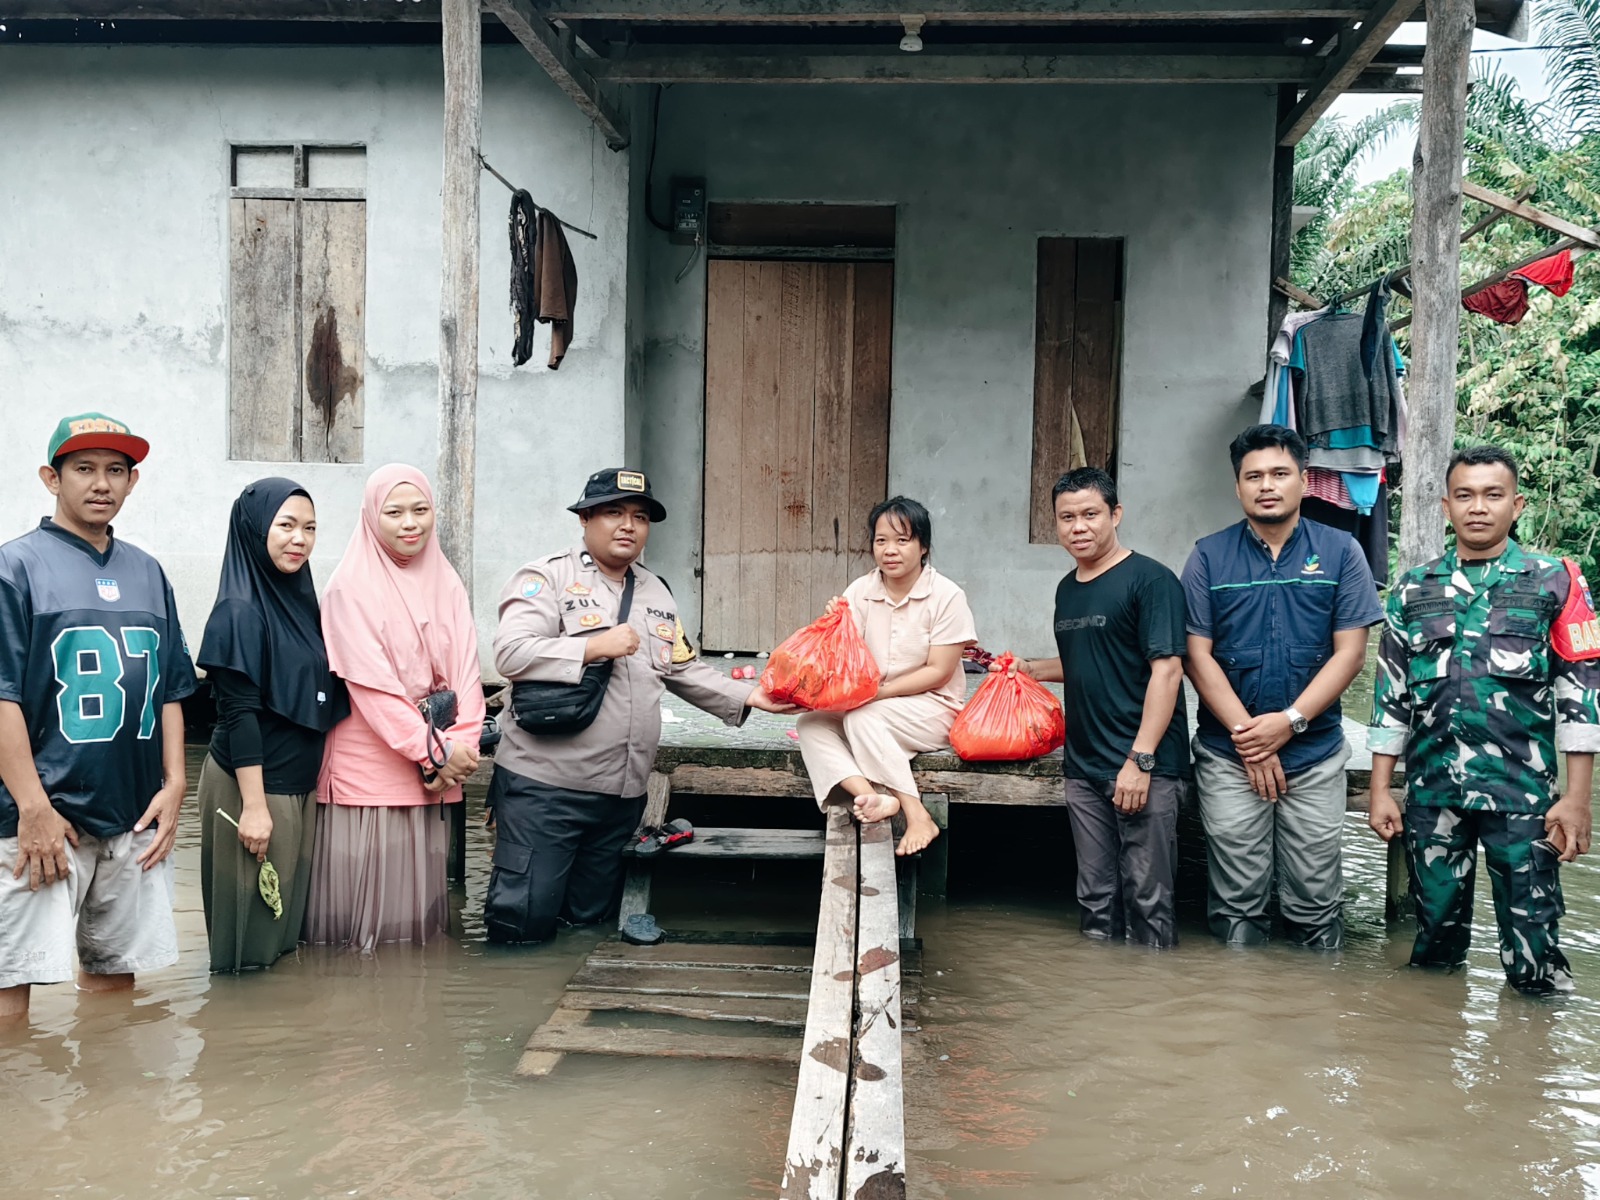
[896, 809, 941, 857]
[852, 792, 901, 824]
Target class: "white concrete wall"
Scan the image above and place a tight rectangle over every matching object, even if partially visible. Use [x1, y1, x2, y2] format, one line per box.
[0, 47, 630, 665]
[633, 84, 1274, 656]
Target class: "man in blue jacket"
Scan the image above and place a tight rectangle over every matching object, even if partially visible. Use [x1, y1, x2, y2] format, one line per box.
[1182, 425, 1381, 949]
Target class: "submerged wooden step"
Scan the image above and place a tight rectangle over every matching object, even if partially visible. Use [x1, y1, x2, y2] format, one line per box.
[524, 1021, 801, 1064]
[569, 963, 812, 1001]
[632, 827, 826, 860]
[588, 940, 815, 972]
[563, 990, 808, 1028]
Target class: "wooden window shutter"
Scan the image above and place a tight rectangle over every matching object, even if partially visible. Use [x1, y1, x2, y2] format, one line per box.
[228, 144, 366, 463]
[1029, 237, 1124, 544]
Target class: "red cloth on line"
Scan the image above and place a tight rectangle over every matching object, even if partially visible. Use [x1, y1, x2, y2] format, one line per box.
[1516, 248, 1575, 297]
[1463, 279, 1531, 324]
[1462, 250, 1575, 326]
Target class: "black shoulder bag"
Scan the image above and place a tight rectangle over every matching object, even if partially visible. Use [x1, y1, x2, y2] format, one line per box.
[511, 569, 634, 736]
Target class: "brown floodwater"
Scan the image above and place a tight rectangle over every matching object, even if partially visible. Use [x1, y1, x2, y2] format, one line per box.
[6, 744, 1600, 1199]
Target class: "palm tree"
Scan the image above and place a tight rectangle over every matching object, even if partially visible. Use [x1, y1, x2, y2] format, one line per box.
[1538, 0, 1600, 133]
[1291, 105, 1415, 286]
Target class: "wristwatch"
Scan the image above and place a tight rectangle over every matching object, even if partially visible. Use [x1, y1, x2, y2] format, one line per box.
[1284, 706, 1309, 734]
[1128, 750, 1156, 772]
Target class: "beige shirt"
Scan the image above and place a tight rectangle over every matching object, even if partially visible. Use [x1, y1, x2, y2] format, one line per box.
[493, 545, 752, 796]
[843, 566, 977, 710]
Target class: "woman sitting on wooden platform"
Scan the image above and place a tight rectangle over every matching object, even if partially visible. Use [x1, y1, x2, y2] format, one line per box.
[797, 497, 977, 856]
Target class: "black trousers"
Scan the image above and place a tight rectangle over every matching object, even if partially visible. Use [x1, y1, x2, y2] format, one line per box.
[483, 764, 645, 944]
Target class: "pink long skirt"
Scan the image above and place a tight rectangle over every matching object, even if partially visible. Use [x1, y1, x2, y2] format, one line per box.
[305, 804, 449, 951]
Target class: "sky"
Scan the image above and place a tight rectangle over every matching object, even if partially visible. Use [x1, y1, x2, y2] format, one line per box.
[1328, 21, 1554, 183]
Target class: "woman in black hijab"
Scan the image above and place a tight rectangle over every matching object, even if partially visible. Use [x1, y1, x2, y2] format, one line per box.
[198, 479, 345, 972]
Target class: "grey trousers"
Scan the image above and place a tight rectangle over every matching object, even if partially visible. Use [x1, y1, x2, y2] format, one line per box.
[1192, 737, 1351, 950]
[1064, 775, 1182, 948]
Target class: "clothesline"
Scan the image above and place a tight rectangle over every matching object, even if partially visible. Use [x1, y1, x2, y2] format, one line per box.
[1323, 185, 1536, 310]
[478, 154, 598, 241]
[1275, 181, 1597, 328]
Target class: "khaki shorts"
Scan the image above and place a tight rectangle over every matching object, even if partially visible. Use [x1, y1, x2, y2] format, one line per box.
[0, 827, 178, 989]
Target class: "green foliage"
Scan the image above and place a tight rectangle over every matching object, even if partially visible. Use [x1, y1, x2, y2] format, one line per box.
[1539, 0, 1600, 135]
[1290, 47, 1600, 579]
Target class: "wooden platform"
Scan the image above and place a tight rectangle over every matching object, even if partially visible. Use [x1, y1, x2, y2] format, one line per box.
[646, 662, 1396, 807]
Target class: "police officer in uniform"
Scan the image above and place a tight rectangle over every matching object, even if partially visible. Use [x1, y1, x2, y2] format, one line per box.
[1369, 446, 1600, 995]
[483, 468, 793, 943]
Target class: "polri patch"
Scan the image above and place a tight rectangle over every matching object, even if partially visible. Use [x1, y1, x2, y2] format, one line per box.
[95, 578, 120, 602]
[580, 613, 603, 628]
[567, 582, 592, 596]
[521, 572, 548, 599]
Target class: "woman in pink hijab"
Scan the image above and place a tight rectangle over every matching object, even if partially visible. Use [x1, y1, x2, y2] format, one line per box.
[306, 465, 486, 949]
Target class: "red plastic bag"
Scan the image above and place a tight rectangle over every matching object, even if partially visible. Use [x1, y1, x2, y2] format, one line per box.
[949, 654, 1066, 762]
[759, 600, 882, 713]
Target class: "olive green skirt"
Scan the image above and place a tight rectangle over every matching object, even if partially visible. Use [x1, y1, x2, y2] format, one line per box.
[198, 754, 318, 973]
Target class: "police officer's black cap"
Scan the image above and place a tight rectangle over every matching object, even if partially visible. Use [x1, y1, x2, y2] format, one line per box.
[568, 468, 668, 522]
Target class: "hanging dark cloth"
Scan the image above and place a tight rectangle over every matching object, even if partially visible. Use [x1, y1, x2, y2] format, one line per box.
[198, 478, 344, 732]
[1303, 481, 1390, 588]
[533, 208, 579, 369]
[1360, 275, 1391, 381]
[508, 190, 579, 370]
[510, 188, 539, 367]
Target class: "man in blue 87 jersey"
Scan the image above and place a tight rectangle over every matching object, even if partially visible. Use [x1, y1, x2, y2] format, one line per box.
[0, 413, 196, 1021]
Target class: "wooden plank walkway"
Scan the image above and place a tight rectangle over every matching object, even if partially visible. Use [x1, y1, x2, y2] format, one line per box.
[514, 794, 914, 1195]
[781, 807, 907, 1199]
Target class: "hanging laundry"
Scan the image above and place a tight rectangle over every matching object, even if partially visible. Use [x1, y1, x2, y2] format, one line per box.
[1290, 311, 1397, 449]
[508, 190, 581, 369]
[1303, 481, 1390, 587]
[1339, 471, 1382, 515]
[1462, 249, 1575, 326]
[1304, 467, 1354, 510]
[532, 209, 579, 370]
[509, 189, 539, 367]
[1261, 307, 1330, 429]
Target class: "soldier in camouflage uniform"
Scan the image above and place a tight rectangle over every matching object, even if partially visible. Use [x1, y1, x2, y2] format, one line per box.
[1368, 446, 1600, 995]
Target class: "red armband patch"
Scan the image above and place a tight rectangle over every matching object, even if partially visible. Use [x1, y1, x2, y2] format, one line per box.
[1552, 558, 1600, 662]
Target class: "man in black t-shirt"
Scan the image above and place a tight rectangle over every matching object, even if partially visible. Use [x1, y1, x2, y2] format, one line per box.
[1008, 468, 1188, 948]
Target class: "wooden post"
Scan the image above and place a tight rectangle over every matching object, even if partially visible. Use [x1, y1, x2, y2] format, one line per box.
[1400, 0, 1474, 571]
[1266, 84, 1298, 352]
[437, 0, 482, 596]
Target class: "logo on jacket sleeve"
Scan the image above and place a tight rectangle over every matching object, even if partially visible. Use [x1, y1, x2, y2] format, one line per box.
[95, 578, 120, 602]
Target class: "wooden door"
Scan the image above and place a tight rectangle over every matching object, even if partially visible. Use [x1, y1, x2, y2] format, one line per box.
[702, 259, 892, 653]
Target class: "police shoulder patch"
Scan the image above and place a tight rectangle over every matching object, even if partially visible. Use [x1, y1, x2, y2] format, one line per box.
[520, 572, 548, 600]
